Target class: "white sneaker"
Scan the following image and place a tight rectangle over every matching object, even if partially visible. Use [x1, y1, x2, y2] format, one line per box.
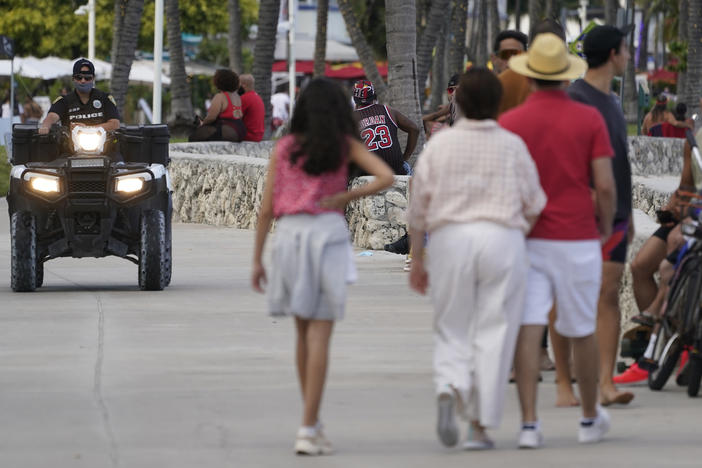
[578, 407, 610, 444]
[436, 391, 459, 447]
[518, 425, 544, 449]
[294, 427, 334, 455]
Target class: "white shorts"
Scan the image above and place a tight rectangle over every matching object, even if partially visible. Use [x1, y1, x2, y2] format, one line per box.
[522, 239, 602, 338]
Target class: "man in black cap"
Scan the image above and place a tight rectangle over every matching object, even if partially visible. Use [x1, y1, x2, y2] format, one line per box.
[565, 24, 635, 406]
[39, 58, 120, 135]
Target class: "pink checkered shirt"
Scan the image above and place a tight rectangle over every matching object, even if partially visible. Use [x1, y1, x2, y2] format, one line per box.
[408, 118, 546, 234]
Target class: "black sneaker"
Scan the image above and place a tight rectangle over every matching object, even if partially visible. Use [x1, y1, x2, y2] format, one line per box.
[384, 234, 409, 255]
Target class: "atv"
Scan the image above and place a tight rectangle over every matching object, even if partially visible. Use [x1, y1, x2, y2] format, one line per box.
[7, 123, 173, 291]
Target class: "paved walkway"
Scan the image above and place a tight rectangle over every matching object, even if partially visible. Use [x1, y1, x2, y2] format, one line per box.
[0, 199, 700, 467]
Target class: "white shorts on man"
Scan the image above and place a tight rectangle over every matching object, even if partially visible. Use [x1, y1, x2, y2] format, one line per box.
[522, 239, 602, 337]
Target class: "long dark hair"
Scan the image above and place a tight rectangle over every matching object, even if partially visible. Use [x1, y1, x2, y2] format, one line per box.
[289, 78, 358, 175]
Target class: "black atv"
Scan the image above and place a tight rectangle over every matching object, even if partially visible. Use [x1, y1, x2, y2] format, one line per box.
[7, 123, 173, 291]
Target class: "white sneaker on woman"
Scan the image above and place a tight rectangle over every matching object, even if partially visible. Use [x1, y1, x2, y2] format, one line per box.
[518, 423, 543, 449]
[436, 390, 460, 447]
[578, 407, 610, 444]
[294, 427, 334, 455]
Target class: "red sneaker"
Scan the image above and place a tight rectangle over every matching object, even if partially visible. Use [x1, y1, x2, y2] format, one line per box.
[613, 363, 649, 384]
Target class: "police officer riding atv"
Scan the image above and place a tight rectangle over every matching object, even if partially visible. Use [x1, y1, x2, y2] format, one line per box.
[6, 59, 173, 292]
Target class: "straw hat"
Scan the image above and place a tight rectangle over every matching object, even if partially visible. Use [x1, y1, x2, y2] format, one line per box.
[508, 33, 587, 81]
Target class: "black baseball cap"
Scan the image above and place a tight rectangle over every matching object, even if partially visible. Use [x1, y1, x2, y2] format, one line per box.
[583, 25, 634, 57]
[73, 58, 95, 76]
[448, 74, 460, 87]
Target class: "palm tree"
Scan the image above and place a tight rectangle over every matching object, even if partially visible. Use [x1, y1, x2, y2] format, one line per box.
[430, 15, 449, 110]
[528, 0, 544, 34]
[338, 0, 388, 100]
[447, 0, 468, 77]
[385, 0, 425, 161]
[489, 0, 500, 51]
[228, 0, 244, 73]
[684, 0, 702, 117]
[415, 0, 451, 105]
[252, 0, 281, 135]
[605, 0, 618, 24]
[165, 0, 193, 136]
[111, 0, 144, 118]
[476, 0, 489, 66]
[678, 0, 689, 95]
[313, 0, 329, 77]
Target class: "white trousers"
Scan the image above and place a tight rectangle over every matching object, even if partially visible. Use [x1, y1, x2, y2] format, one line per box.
[428, 222, 527, 428]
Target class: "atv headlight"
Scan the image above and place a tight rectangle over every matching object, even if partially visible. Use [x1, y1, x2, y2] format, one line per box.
[115, 173, 152, 193]
[23, 172, 61, 193]
[72, 126, 107, 153]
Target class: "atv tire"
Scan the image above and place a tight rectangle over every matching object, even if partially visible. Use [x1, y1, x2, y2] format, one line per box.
[139, 210, 168, 291]
[11, 211, 37, 292]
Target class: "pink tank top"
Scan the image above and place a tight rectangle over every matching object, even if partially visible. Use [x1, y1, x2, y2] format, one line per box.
[273, 134, 349, 217]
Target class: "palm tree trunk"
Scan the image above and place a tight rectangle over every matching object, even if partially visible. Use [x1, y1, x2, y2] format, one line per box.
[605, 0, 618, 25]
[228, 0, 244, 73]
[515, 0, 522, 31]
[111, 0, 127, 68]
[430, 15, 449, 110]
[468, 0, 479, 61]
[165, 0, 193, 135]
[685, 0, 702, 117]
[638, 5, 650, 71]
[416, 0, 451, 106]
[111, 0, 144, 119]
[679, 0, 689, 98]
[313, 0, 329, 77]
[476, 0, 489, 66]
[528, 0, 544, 34]
[623, 16, 638, 124]
[545, 0, 560, 19]
[447, 0, 468, 77]
[489, 0, 500, 54]
[385, 0, 425, 162]
[338, 0, 388, 101]
[253, 0, 281, 136]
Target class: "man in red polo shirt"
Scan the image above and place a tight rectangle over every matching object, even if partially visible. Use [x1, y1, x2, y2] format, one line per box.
[499, 33, 616, 448]
[239, 74, 265, 142]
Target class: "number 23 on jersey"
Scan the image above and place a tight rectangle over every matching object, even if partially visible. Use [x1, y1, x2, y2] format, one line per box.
[361, 124, 393, 151]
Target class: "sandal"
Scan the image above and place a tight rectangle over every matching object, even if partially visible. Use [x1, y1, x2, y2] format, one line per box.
[631, 313, 656, 328]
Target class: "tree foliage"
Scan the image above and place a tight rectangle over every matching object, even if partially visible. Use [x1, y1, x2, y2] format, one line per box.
[0, 0, 258, 59]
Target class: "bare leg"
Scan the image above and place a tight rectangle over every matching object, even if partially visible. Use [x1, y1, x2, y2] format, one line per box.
[550, 307, 579, 407]
[630, 236, 666, 312]
[598, 262, 634, 406]
[514, 325, 545, 423]
[302, 320, 334, 427]
[188, 124, 218, 142]
[295, 317, 310, 399]
[470, 420, 489, 441]
[571, 334, 600, 418]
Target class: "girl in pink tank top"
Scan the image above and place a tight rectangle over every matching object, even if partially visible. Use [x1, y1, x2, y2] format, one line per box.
[251, 78, 394, 455]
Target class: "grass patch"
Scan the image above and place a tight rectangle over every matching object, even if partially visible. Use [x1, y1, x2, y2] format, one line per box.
[0, 146, 9, 197]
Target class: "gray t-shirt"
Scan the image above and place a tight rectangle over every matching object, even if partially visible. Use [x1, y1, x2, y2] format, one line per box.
[568, 79, 632, 222]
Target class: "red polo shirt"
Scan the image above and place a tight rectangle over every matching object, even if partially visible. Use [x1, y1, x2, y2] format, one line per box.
[499, 90, 613, 240]
[241, 90, 265, 142]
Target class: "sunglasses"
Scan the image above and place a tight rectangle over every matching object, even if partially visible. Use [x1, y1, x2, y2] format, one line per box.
[73, 74, 94, 82]
[447, 86, 457, 94]
[497, 49, 523, 60]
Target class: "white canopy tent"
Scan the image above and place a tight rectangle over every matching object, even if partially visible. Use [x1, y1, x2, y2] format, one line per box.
[0, 56, 170, 84]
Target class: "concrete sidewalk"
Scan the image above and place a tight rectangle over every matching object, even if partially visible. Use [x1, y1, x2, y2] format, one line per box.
[0, 198, 700, 468]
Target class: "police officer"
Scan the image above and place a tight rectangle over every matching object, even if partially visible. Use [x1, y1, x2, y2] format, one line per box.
[39, 58, 120, 135]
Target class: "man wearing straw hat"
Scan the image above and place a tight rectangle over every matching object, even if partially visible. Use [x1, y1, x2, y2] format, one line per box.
[499, 33, 617, 448]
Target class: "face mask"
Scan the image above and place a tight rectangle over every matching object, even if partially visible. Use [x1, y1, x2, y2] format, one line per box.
[75, 81, 94, 93]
